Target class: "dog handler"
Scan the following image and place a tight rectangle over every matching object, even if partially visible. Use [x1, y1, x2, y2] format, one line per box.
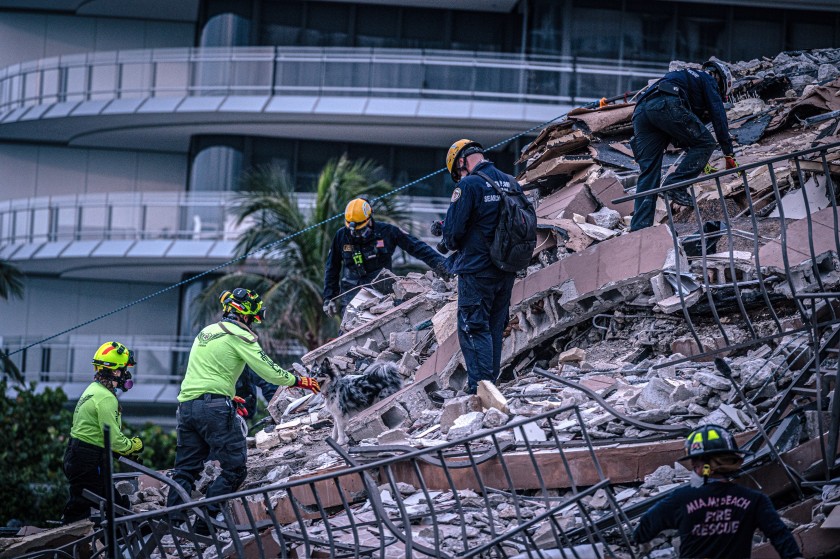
[166, 288, 320, 533]
[634, 424, 802, 559]
[62, 341, 142, 523]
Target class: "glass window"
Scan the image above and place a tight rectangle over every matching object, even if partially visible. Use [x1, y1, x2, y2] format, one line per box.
[303, 3, 352, 47]
[259, 1, 303, 45]
[201, 12, 251, 47]
[529, 0, 564, 56]
[401, 9, 446, 50]
[571, 0, 622, 60]
[451, 11, 514, 53]
[355, 5, 400, 49]
[675, 4, 727, 62]
[190, 138, 244, 192]
[296, 141, 344, 190]
[731, 8, 784, 61]
[787, 11, 836, 52]
[623, 1, 674, 62]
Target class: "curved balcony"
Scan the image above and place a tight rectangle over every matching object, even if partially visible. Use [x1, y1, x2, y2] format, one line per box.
[0, 190, 450, 281]
[0, 47, 665, 150]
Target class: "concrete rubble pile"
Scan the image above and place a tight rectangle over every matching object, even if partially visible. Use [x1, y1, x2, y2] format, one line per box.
[12, 49, 839, 559]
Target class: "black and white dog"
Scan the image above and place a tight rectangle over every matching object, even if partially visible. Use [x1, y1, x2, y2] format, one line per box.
[314, 359, 403, 445]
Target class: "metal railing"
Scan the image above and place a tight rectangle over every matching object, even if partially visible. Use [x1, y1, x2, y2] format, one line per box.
[0, 47, 666, 114]
[616, 139, 840, 479]
[31, 405, 638, 559]
[0, 190, 450, 246]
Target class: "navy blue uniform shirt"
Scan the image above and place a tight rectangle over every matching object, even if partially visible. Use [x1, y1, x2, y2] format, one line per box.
[442, 160, 522, 275]
[638, 68, 734, 156]
[323, 220, 444, 301]
[634, 481, 801, 559]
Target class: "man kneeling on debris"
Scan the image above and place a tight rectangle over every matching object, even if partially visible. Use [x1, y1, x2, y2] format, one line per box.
[634, 424, 803, 559]
[629, 58, 738, 231]
[166, 288, 320, 534]
[62, 341, 142, 524]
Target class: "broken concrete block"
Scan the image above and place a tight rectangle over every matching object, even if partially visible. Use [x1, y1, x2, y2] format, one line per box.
[389, 331, 418, 354]
[432, 300, 458, 347]
[513, 417, 548, 443]
[446, 411, 485, 441]
[695, 372, 730, 391]
[255, 429, 281, 450]
[377, 428, 410, 446]
[398, 351, 420, 377]
[636, 377, 674, 411]
[589, 176, 634, 216]
[650, 273, 674, 302]
[392, 277, 429, 301]
[482, 407, 510, 428]
[577, 222, 618, 241]
[558, 347, 586, 363]
[477, 380, 510, 414]
[654, 289, 702, 314]
[440, 395, 483, 434]
[587, 206, 621, 229]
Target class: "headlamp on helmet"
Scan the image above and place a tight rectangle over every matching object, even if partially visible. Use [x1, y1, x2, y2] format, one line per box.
[92, 341, 135, 391]
[220, 287, 266, 323]
[445, 139, 484, 183]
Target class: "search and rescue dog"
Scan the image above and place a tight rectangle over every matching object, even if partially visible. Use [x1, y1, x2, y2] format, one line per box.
[313, 359, 402, 445]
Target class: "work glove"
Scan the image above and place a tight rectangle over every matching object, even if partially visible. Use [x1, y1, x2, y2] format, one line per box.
[703, 163, 718, 174]
[322, 298, 338, 317]
[430, 220, 444, 237]
[128, 436, 143, 455]
[232, 395, 248, 417]
[724, 155, 738, 170]
[433, 262, 452, 281]
[295, 376, 321, 395]
[436, 240, 449, 255]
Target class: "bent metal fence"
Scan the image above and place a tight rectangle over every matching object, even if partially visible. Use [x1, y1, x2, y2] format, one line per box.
[615, 138, 840, 481]
[29, 405, 638, 559]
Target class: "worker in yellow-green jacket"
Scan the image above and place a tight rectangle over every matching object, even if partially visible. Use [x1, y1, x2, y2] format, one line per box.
[62, 341, 143, 524]
[165, 288, 320, 534]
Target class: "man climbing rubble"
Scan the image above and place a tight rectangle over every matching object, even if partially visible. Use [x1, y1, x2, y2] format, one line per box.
[323, 197, 450, 318]
[166, 288, 320, 534]
[633, 424, 803, 559]
[629, 58, 738, 231]
[62, 341, 142, 524]
[440, 139, 526, 394]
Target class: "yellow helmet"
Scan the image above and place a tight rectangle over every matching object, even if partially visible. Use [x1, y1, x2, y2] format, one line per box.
[445, 139, 483, 182]
[92, 341, 135, 370]
[344, 198, 372, 230]
[220, 288, 266, 323]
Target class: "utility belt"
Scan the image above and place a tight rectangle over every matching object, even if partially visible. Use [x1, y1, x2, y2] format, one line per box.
[640, 81, 682, 103]
[68, 437, 103, 452]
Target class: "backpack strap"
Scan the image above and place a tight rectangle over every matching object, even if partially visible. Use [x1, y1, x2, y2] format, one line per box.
[475, 170, 505, 196]
[218, 321, 258, 343]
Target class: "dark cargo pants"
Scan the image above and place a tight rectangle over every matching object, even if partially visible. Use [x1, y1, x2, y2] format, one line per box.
[629, 92, 717, 231]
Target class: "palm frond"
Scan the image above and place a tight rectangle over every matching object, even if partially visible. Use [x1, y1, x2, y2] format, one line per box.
[0, 259, 24, 300]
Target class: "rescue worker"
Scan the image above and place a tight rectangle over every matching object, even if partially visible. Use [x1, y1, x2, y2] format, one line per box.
[62, 341, 142, 524]
[634, 424, 803, 559]
[322, 198, 449, 316]
[440, 139, 518, 394]
[630, 58, 738, 231]
[166, 288, 320, 533]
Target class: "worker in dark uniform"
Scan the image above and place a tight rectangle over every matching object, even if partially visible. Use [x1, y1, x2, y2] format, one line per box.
[322, 198, 448, 316]
[630, 58, 738, 231]
[440, 139, 518, 394]
[634, 424, 803, 559]
[166, 288, 320, 534]
[62, 341, 142, 523]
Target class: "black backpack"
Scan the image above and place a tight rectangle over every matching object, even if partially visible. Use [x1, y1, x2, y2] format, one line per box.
[476, 171, 537, 273]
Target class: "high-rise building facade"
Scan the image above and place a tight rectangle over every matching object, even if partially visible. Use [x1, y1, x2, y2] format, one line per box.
[0, 0, 837, 421]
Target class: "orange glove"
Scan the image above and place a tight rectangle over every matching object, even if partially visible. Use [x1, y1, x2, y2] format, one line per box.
[232, 396, 248, 417]
[724, 155, 738, 170]
[295, 376, 321, 394]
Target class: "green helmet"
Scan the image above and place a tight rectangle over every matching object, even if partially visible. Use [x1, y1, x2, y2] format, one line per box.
[220, 288, 266, 323]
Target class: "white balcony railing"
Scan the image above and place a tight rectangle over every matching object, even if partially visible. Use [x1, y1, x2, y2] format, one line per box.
[0, 190, 450, 246]
[0, 47, 667, 114]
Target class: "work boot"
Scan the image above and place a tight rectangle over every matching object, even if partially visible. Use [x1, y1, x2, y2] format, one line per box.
[669, 188, 695, 207]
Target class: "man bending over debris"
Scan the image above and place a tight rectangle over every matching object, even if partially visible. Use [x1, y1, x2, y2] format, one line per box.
[634, 424, 802, 559]
[441, 139, 521, 394]
[630, 58, 737, 231]
[62, 341, 142, 524]
[166, 288, 320, 534]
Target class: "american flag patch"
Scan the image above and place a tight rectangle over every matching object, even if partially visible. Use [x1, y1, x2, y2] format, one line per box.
[376, 240, 385, 248]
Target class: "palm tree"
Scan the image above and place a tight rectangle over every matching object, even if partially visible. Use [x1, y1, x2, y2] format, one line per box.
[0, 259, 24, 382]
[194, 155, 406, 351]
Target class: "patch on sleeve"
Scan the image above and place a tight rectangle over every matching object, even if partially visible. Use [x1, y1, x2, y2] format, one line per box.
[376, 239, 385, 248]
[451, 187, 462, 203]
[343, 244, 352, 252]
